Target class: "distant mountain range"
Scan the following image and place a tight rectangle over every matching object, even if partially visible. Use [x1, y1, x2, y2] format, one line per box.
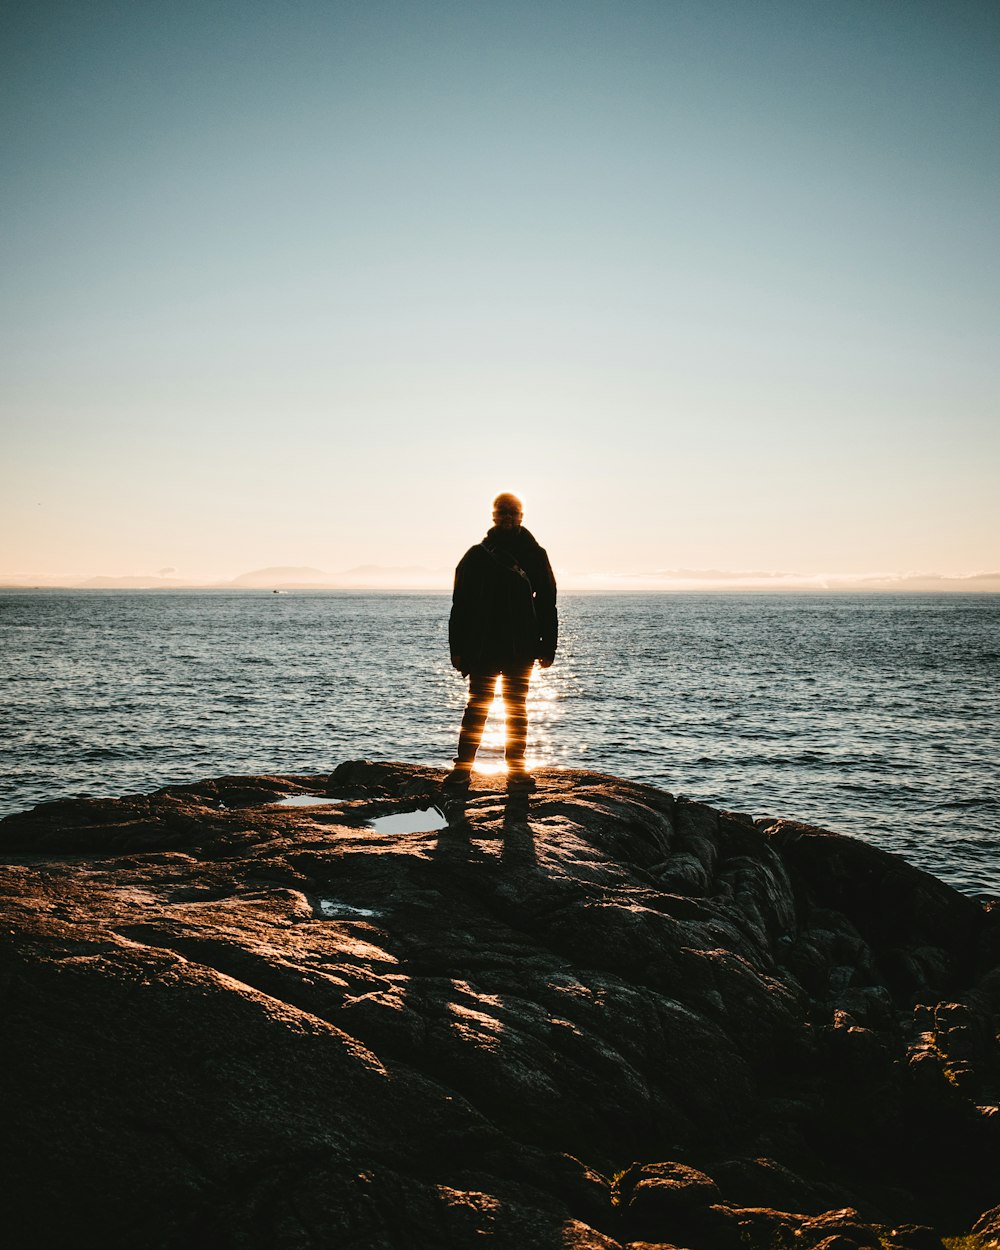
[228, 567, 330, 587]
[2, 568, 998, 592]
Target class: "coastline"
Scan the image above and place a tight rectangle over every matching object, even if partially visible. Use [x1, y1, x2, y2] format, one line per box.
[2, 591, 997, 899]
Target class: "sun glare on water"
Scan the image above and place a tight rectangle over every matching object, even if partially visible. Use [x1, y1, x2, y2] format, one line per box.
[471, 667, 562, 776]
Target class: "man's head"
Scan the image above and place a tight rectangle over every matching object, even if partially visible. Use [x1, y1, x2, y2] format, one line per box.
[492, 492, 524, 530]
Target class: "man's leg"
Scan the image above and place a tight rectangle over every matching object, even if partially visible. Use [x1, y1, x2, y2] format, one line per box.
[500, 664, 533, 774]
[453, 672, 498, 771]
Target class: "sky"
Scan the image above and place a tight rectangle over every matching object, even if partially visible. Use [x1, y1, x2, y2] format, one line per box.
[2, 0, 998, 588]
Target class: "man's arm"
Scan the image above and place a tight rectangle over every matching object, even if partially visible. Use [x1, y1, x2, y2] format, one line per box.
[448, 551, 478, 672]
[534, 548, 558, 665]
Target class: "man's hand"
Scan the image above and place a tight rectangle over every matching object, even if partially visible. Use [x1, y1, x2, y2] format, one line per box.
[451, 654, 463, 671]
[538, 655, 554, 669]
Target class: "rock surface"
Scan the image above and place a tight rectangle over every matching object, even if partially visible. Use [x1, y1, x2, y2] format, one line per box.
[1, 761, 997, 1248]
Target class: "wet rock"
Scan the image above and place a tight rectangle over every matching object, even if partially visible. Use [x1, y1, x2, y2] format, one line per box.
[731, 1205, 804, 1245]
[1, 761, 997, 1248]
[799, 1208, 882, 1247]
[713, 1155, 846, 1214]
[615, 1161, 742, 1247]
[616, 1159, 721, 1215]
[973, 1204, 1000, 1247]
[880, 1225, 945, 1250]
[623, 1244, 686, 1250]
[767, 821, 984, 997]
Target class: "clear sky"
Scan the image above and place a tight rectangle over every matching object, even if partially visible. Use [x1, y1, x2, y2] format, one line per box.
[2, 0, 998, 587]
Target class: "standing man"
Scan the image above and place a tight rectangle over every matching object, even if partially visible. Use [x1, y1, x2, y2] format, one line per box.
[444, 492, 557, 790]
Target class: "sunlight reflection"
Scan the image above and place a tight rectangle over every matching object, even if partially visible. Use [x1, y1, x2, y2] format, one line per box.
[446, 979, 505, 1051]
[452, 979, 503, 1009]
[474, 681, 508, 773]
[448, 1002, 502, 1033]
[469, 664, 567, 776]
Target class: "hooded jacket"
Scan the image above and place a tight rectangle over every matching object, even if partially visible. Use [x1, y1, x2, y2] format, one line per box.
[449, 525, 558, 675]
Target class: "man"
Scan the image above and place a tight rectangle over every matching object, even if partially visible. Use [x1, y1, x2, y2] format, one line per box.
[444, 492, 557, 790]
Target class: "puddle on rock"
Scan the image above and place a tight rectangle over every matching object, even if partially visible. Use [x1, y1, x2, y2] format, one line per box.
[367, 806, 448, 835]
[317, 900, 380, 919]
[272, 795, 344, 808]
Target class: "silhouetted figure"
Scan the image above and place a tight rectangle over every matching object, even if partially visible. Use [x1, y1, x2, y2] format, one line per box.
[444, 493, 557, 791]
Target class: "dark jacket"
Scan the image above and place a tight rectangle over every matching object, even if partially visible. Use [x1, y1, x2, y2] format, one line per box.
[449, 526, 558, 674]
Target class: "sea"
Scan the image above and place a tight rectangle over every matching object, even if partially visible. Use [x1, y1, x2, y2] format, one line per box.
[1, 590, 997, 899]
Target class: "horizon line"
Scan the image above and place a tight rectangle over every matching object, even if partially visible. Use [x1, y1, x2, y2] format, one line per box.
[3, 569, 1000, 594]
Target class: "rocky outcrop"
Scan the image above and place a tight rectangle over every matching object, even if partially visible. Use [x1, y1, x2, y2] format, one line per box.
[1, 761, 997, 1248]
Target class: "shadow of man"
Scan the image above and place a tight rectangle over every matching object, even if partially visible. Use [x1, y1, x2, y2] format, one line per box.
[501, 788, 537, 870]
[438, 786, 472, 832]
[434, 785, 538, 872]
[430, 787, 493, 874]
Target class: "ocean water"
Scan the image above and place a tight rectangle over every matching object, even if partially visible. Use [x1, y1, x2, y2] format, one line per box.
[1, 590, 997, 898]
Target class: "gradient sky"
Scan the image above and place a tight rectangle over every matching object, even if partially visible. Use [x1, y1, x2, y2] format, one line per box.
[2, 0, 998, 584]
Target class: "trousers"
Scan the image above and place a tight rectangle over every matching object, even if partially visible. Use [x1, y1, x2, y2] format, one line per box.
[455, 664, 533, 768]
